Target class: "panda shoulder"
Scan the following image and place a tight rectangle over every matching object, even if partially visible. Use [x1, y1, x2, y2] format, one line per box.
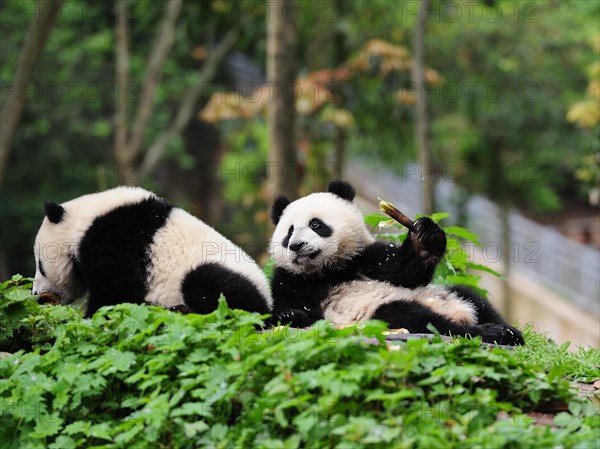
[359, 240, 391, 259]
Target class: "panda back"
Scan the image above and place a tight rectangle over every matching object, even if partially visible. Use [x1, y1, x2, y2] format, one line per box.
[78, 193, 173, 311]
[145, 208, 272, 309]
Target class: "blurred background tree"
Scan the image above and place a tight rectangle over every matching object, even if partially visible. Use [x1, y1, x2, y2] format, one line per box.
[1, 0, 598, 279]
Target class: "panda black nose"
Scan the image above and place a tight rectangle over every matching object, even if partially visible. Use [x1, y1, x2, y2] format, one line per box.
[289, 241, 306, 252]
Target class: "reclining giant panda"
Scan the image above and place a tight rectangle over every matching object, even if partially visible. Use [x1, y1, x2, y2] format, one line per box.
[269, 180, 524, 346]
[33, 187, 272, 317]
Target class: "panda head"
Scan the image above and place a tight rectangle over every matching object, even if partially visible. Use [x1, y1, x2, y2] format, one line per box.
[32, 201, 86, 304]
[270, 180, 375, 276]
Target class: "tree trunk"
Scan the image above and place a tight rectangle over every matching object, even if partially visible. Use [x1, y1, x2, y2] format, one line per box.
[267, 0, 299, 200]
[0, 0, 64, 188]
[113, 0, 183, 184]
[412, 0, 434, 214]
[137, 29, 238, 180]
[114, 0, 130, 184]
[333, 125, 346, 179]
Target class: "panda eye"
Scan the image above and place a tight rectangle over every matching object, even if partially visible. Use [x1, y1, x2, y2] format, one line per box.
[38, 259, 46, 277]
[309, 219, 321, 229]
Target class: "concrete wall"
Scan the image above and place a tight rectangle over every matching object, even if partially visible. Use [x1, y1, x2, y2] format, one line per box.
[476, 250, 600, 349]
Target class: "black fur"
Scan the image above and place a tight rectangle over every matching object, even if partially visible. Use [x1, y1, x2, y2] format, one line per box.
[78, 197, 173, 317]
[271, 195, 291, 224]
[360, 218, 446, 288]
[182, 262, 270, 314]
[282, 225, 293, 248]
[44, 201, 65, 224]
[328, 180, 355, 202]
[371, 301, 523, 346]
[309, 218, 333, 237]
[446, 285, 507, 325]
[270, 186, 523, 345]
[271, 213, 448, 323]
[69, 253, 85, 290]
[270, 233, 440, 326]
[38, 259, 46, 277]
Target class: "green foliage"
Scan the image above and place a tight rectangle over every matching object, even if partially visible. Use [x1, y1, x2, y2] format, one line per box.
[423, 0, 599, 212]
[365, 212, 500, 297]
[515, 326, 600, 383]
[219, 118, 271, 255]
[4, 0, 599, 277]
[1, 0, 269, 275]
[2, 279, 598, 449]
[339, 0, 599, 212]
[0, 275, 81, 354]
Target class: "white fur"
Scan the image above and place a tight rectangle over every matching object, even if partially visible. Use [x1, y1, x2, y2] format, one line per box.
[33, 187, 272, 310]
[270, 192, 375, 275]
[33, 187, 152, 302]
[146, 208, 272, 308]
[271, 190, 479, 329]
[323, 280, 477, 327]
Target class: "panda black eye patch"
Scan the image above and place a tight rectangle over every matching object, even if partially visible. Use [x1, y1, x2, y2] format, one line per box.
[38, 259, 46, 277]
[309, 218, 332, 237]
[282, 225, 294, 248]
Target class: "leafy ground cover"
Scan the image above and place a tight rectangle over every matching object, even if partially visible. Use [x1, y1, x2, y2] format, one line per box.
[1, 276, 598, 449]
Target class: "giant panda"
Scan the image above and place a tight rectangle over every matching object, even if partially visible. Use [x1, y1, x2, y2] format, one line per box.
[268, 180, 524, 346]
[32, 186, 272, 317]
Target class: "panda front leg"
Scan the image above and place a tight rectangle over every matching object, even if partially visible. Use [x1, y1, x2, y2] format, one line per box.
[371, 300, 524, 346]
[363, 217, 448, 288]
[401, 217, 448, 279]
[267, 307, 323, 328]
[83, 278, 153, 317]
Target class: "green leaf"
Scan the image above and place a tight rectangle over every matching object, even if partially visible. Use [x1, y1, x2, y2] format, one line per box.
[429, 212, 450, 223]
[183, 420, 209, 438]
[171, 402, 212, 418]
[364, 213, 391, 227]
[465, 262, 502, 278]
[0, 269, 594, 448]
[31, 414, 63, 438]
[444, 226, 481, 245]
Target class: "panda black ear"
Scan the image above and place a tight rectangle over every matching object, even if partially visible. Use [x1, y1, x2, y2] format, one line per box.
[44, 201, 65, 224]
[271, 195, 291, 225]
[328, 180, 355, 202]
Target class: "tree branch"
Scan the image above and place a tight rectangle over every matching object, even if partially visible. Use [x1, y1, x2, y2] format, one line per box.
[0, 0, 64, 187]
[126, 0, 183, 162]
[138, 29, 238, 180]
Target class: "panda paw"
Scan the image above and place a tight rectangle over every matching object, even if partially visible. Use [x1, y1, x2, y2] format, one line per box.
[169, 304, 193, 314]
[268, 308, 317, 328]
[477, 323, 525, 346]
[410, 217, 447, 260]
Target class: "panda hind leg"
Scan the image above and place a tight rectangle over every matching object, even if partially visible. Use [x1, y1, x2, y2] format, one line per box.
[447, 285, 508, 325]
[372, 300, 473, 336]
[446, 285, 524, 345]
[181, 262, 270, 314]
[371, 300, 524, 346]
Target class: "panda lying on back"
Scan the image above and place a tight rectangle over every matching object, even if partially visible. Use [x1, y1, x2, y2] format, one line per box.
[269, 180, 524, 346]
[32, 187, 272, 317]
